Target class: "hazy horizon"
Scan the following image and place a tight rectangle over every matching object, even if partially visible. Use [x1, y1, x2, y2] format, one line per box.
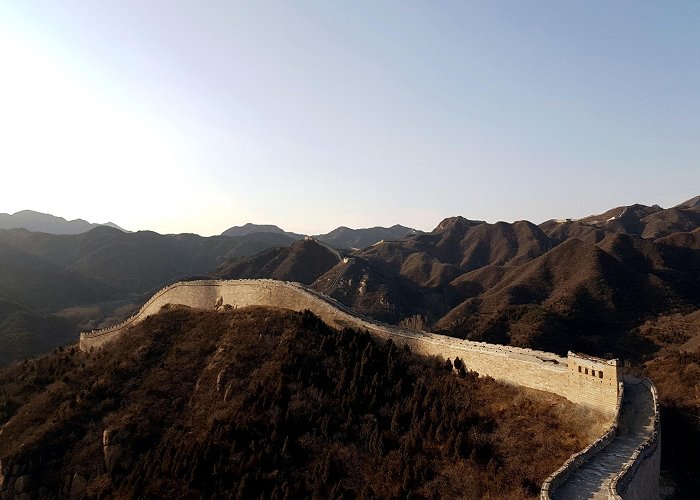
[2, 2, 698, 236]
[2, 190, 698, 237]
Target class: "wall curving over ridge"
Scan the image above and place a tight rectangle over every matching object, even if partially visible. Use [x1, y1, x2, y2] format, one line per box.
[80, 279, 619, 414]
[80, 279, 660, 499]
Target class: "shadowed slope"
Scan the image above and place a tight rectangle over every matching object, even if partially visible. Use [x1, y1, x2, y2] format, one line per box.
[437, 238, 670, 355]
[0, 299, 75, 366]
[212, 238, 341, 285]
[0, 308, 599, 499]
[360, 218, 552, 287]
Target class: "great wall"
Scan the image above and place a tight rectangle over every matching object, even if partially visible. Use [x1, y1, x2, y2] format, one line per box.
[80, 279, 660, 499]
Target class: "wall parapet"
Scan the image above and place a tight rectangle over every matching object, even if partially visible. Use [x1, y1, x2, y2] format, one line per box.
[79, 280, 620, 403]
[539, 381, 625, 499]
[80, 279, 568, 365]
[608, 378, 661, 499]
[81, 281, 187, 340]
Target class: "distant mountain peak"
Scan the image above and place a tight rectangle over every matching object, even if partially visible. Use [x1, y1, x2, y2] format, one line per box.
[315, 224, 421, 250]
[0, 210, 127, 235]
[221, 223, 303, 239]
[433, 216, 484, 233]
[676, 195, 700, 209]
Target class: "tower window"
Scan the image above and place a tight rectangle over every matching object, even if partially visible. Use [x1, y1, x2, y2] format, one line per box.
[599, 371, 604, 379]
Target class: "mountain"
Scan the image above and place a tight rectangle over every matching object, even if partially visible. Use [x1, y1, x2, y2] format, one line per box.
[312, 256, 434, 323]
[0, 227, 296, 303]
[675, 195, 700, 210]
[212, 238, 342, 285]
[0, 240, 115, 312]
[2, 195, 699, 495]
[209, 201, 700, 357]
[221, 223, 304, 240]
[315, 224, 422, 250]
[359, 218, 550, 287]
[0, 299, 75, 366]
[437, 237, 683, 356]
[540, 196, 700, 241]
[0, 210, 126, 234]
[221, 223, 423, 250]
[0, 227, 297, 364]
[0, 306, 597, 499]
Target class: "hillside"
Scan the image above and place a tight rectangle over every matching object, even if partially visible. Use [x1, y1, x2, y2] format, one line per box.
[540, 196, 700, 241]
[0, 299, 75, 366]
[312, 257, 438, 323]
[208, 197, 700, 359]
[315, 224, 421, 250]
[0, 227, 296, 364]
[437, 237, 675, 356]
[0, 307, 602, 499]
[0, 241, 115, 312]
[212, 238, 342, 284]
[0, 210, 126, 234]
[632, 310, 700, 495]
[221, 223, 304, 240]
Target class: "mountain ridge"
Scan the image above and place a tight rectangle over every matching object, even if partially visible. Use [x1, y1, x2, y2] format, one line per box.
[0, 210, 126, 235]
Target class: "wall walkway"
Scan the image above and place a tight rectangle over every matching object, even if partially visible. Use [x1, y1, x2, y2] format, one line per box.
[547, 378, 657, 499]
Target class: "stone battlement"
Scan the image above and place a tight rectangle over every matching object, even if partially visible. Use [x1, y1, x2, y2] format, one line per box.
[80, 279, 619, 414]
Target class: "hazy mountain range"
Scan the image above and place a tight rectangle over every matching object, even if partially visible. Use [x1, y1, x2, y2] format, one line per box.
[221, 222, 421, 249]
[0, 210, 127, 234]
[2, 210, 423, 251]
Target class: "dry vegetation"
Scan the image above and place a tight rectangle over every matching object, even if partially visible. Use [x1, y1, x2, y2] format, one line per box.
[0, 307, 599, 499]
[631, 310, 700, 497]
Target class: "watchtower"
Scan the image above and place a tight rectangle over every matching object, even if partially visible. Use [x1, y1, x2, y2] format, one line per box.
[567, 352, 621, 415]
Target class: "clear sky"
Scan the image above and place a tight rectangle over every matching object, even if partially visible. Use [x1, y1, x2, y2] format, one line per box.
[1, 1, 698, 235]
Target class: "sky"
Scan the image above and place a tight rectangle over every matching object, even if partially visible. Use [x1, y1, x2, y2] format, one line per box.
[1, 1, 698, 236]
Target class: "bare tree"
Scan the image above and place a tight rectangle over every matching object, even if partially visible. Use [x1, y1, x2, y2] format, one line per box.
[399, 314, 426, 331]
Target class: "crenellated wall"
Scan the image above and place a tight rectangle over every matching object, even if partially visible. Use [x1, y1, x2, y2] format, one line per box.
[80, 279, 620, 415]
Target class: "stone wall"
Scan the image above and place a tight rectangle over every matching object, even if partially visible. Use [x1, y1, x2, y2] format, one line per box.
[80, 279, 620, 415]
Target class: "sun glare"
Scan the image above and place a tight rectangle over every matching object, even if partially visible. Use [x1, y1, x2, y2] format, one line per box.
[0, 30, 188, 225]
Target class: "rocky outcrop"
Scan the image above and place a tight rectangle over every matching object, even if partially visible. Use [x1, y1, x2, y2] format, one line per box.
[103, 427, 131, 473]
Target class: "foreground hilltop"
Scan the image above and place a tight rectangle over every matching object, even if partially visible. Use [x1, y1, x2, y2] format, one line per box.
[0, 307, 601, 499]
